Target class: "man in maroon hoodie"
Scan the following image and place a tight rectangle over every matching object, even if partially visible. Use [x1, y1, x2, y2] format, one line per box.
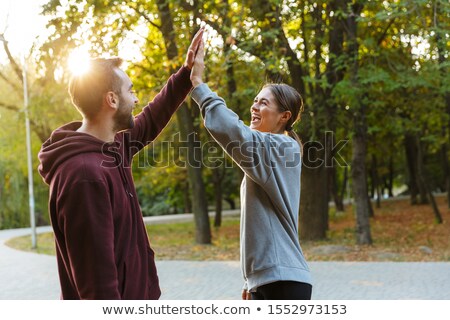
[37, 28, 204, 300]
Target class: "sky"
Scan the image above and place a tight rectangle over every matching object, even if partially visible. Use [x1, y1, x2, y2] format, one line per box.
[0, 0, 145, 68]
[0, 0, 49, 63]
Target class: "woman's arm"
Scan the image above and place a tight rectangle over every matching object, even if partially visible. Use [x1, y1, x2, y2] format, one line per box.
[191, 84, 297, 186]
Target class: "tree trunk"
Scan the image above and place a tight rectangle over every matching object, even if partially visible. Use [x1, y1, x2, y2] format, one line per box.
[298, 0, 343, 240]
[369, 167, 375, 199]
[157, 0, 211, 243]
[183, 181, 192, 213]
[299, 140, 328, 240]
[340, 166, 348, 209]
[416, 137, 443, 224]
[387, 156, 394, 197]
[347, 3, 372, 245]
[175, 106, 212, 243]
[404, 134, 418, 204]
[371, 154, 381, 208]
[330, 166, 345, 212]
[441, 132, 450, 208]
[376, 181, 381, 208]
[367, 183, 375, 217]
[212, 167, 224, 228]
[404, 133, 428, 204]
[352, 134, 373, 244]
[211, 19, 238, 227]
[224, 197, 236, 210]
[328, 0, 348, 213]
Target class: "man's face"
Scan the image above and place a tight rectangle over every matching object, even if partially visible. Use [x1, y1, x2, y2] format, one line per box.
[112, 69, 138, 132]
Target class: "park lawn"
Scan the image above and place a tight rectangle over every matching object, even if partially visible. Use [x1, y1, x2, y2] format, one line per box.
[5, 197, 450, 262]
[302, 196, 450, 262]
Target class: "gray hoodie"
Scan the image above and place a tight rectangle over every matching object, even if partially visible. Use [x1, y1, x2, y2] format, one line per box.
[191, 84, 312, 292]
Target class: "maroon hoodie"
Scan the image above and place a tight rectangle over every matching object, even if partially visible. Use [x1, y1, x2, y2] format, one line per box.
[38, 66, 191, 299]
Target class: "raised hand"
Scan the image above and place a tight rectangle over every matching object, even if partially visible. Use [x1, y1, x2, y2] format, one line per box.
[190, 35, 205, 88]
[184, 26, 205, 70]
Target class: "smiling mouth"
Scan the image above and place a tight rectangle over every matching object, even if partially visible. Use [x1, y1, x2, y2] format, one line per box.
[251, 115, 261, 123]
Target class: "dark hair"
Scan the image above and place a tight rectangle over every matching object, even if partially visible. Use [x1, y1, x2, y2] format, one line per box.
[68, 57, 123, 119]
[263, 83, 304, 147]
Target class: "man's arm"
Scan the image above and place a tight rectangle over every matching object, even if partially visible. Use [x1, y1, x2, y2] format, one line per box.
[128, 66, 192, 151]
[127, 27, 205, 155]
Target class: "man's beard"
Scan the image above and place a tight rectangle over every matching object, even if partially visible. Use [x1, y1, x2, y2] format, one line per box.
[113, 95, 135, 132]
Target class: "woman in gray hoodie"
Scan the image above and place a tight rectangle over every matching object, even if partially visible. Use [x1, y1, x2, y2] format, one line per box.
[190, 39, 312, 300]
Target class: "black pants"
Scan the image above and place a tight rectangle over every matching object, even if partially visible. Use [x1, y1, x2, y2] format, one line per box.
[251, 281, 312, 300]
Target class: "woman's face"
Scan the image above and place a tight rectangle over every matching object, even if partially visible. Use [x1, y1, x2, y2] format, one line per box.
[250, 87, 285, 133]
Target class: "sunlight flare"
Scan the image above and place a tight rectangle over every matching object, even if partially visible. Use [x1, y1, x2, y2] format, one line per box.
[67, 46, 91, 76]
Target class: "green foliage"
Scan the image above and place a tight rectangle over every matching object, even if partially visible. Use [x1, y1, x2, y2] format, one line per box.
[0, 62, 53, 229]
[1, 0, 449, 229]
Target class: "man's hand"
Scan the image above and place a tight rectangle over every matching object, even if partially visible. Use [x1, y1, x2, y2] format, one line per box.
[184, 27, 205, 70]
[190, 35, 205, 88]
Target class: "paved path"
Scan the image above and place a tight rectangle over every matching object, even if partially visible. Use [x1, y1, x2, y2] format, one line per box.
[1, 226, 450, 300]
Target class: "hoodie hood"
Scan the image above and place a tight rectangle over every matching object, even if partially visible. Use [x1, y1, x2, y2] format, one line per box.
[38, 121, 117, 185]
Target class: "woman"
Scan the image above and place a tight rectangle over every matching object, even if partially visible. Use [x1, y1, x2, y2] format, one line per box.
[190, 39, 312, 300]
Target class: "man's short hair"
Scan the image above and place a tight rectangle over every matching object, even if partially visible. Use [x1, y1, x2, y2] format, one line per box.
[68, 57, 123, 119]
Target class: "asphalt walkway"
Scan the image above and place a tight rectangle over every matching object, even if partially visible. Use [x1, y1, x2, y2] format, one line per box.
[1, 222, 450, 300]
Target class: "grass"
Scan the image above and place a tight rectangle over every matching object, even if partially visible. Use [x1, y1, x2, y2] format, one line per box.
[5, 196, 450, 262]
[147, 218, 240, 261]
[6, 231, 56, 256]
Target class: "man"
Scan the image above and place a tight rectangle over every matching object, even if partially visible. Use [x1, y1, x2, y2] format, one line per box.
[38, 28, 204, 299]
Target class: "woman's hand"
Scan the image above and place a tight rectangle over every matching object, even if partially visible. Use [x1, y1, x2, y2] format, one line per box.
[184, 27, 205, 70]
[190, 33, 205, 88]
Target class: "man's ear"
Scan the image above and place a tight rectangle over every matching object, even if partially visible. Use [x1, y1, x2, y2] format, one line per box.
[105, 91, 118, 110]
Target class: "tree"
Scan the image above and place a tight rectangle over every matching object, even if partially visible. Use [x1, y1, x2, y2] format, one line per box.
[0, 33, 68, 229]
[345, 1, 372, 245]
[433, 0, 450, 208]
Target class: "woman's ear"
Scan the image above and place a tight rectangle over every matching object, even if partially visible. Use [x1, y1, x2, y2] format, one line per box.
[280, 110, 292, 124]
